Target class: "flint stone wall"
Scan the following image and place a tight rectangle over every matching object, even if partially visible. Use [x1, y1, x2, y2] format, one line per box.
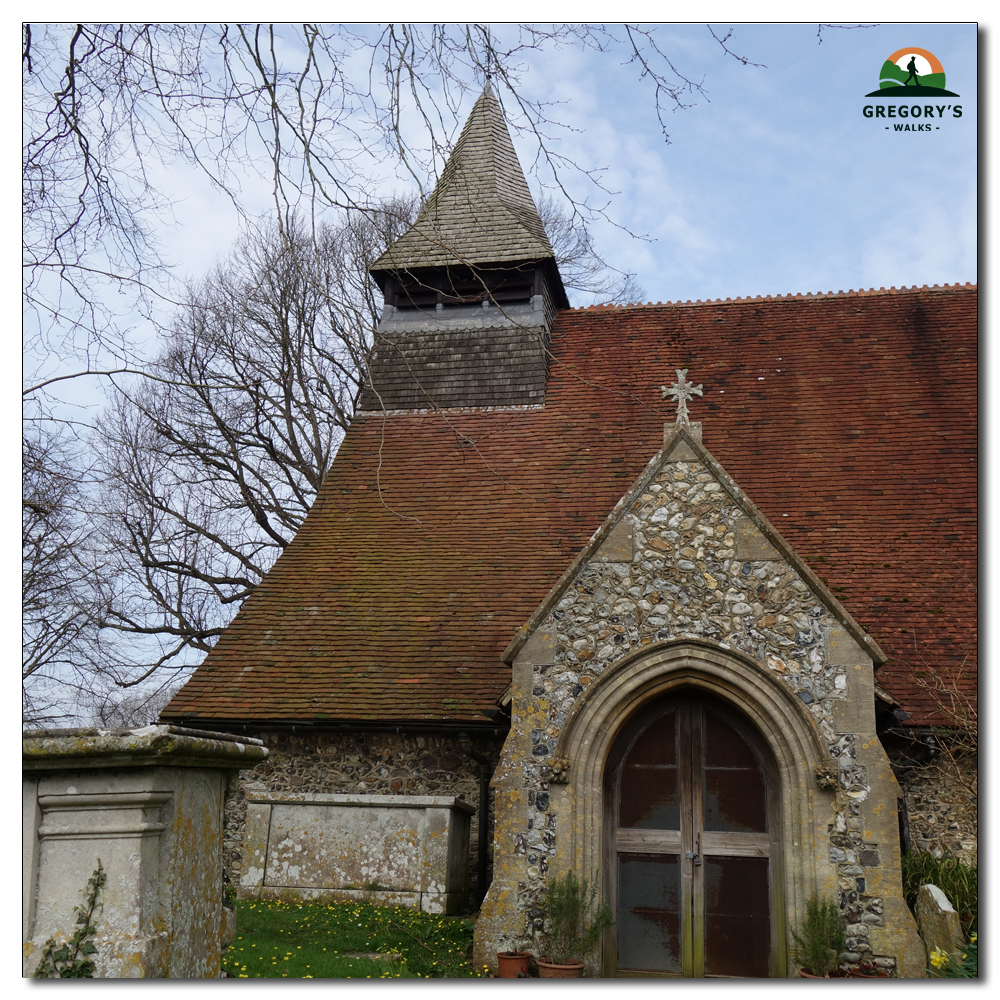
[889, 747, 978, 861]
[226, 730, 503, 904]
[23, 726, 266, 978]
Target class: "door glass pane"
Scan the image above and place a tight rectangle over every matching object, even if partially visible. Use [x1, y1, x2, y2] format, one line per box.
[702, 708, 767, 833]
[619, 709, 679, 829]
[617, 853, 682, 973]
[704, 855, 771, 977]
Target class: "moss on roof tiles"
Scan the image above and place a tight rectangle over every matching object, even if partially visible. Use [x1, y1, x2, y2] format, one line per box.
[163, 285, 976, 728]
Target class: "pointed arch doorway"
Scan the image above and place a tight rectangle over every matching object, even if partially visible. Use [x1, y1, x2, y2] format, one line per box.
[604, 691, 783, 978]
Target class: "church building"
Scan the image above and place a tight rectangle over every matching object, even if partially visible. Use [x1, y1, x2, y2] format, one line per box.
[163, 89, 976, 978]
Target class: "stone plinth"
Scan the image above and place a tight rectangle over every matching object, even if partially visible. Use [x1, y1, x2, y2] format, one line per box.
[240, 793, 473, 914]
[23, 725, 267, 978]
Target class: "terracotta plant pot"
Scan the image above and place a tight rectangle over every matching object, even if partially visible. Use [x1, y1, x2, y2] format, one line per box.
[798, 967, 830, 978]
[850, 968, 891, 978]
[497, 952, 532, 978]
[538, 958, 585, 978]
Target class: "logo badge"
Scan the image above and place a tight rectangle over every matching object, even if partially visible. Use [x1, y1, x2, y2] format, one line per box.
[865, 48, 959, 97]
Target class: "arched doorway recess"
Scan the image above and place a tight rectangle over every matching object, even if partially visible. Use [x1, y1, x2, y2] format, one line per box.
[605, 691, 779, 977]
[549, 639, 831, 979]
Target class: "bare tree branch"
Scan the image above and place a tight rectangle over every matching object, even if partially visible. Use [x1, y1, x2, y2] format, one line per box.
[92, 204, 413, 676]
[23, 21, 762, 721]
[24, 23, 744, 405]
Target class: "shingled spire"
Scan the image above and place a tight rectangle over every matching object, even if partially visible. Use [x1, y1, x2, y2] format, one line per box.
[363, 87, 568, 412]
[372, 87, 557, 271]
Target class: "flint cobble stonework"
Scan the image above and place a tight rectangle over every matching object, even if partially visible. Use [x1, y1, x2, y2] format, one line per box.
[224, 731, 503, 898]
[508, 453, 895, 968]
[535, 457, 851, 742]
[890, 750, 978, 861]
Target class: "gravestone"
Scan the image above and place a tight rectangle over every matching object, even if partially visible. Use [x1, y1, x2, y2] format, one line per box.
[915, 883, 966, 972]
[23, 726, 267, 978]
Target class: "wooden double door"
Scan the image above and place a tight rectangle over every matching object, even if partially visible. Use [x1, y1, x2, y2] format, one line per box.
[605, 692, 782, 978]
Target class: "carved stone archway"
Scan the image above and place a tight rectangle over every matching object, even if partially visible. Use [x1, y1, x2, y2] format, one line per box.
[546, 639, 832, 977]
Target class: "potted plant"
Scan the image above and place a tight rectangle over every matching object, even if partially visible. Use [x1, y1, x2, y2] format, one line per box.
[849, 960, 891, 978]
[536, 870, 615, 978]
[496, 943, 532, 979]
[792, 894, 846, 978]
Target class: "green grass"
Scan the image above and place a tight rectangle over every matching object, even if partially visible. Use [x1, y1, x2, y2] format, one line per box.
[221, 898, 487, 979]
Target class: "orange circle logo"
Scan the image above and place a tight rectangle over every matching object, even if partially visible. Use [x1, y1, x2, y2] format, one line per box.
[868, 48, 957, 96]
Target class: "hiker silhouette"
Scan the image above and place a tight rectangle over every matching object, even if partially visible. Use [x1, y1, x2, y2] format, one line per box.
[904, 56, 920, 86]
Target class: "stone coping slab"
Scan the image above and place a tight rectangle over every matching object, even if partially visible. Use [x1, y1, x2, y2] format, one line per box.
[23, 724, 268, 771]
[246, 791, 473, 813]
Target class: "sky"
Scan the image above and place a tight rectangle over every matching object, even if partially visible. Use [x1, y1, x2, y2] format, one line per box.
[147, 22, 978, 310]
[20, 20, 979, 417]
[9, 11, 989, 998]
[523, 22, 978, 303]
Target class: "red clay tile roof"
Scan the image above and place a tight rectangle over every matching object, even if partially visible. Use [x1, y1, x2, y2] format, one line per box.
[163, 283, 976, 728]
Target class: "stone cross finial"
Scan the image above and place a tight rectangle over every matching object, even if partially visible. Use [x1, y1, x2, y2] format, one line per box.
[661, 369, 704, 424]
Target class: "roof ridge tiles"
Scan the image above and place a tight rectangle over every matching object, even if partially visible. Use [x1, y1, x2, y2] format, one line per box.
[569, 281, 975, 312]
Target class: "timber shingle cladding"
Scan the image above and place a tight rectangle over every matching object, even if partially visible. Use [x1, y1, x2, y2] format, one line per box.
[363, 87, 565, 414]
[370, 88, 553, 271]
[164, 283, 977, 729]
[357, 315, 551, 412]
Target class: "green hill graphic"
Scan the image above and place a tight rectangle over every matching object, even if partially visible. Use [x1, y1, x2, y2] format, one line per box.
[877, 59, 947, 91]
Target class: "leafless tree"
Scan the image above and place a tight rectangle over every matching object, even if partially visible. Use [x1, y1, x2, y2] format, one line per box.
[23, 22, 749, 402]
[24, 22, 756, 720]
[92, 204, 414, 681]
[538, 195, 644, 303]
[81, 678, 188, 729]
[89, 189, 639, 690]
[22, 427, 103, 726]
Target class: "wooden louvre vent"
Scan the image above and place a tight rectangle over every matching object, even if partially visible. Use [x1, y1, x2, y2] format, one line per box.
[389, 264, 536, 310]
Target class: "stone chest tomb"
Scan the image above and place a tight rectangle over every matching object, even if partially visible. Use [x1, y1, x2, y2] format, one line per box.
[241, 793, 472, 913]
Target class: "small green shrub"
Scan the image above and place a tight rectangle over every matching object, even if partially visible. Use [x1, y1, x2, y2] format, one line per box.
[902, 851, 977, 934]
[791, 894, 845, 976]
[33, 861, 106, 978]
[539, 871, 615, 966]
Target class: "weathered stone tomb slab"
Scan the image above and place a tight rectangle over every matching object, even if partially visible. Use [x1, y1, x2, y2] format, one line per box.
[240, 793, 472, 914]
